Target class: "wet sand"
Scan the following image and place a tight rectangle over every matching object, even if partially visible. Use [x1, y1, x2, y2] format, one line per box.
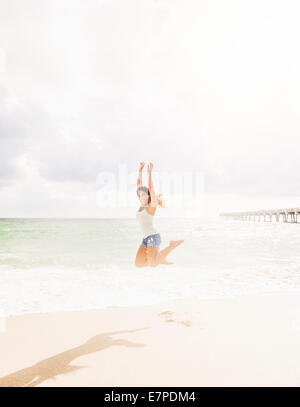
[1, 294, 300, 386]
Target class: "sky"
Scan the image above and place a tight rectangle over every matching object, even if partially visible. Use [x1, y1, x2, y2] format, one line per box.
[1, 0, 300, 217]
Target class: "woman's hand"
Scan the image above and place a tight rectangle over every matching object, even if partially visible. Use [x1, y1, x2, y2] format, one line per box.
[147, 162, 154, 173]
[139, 162, 145, 172]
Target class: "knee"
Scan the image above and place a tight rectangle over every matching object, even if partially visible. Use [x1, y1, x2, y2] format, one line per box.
[147, 258, 158, 267]
[146, 250, 159, 267]
[135, 261, 144, 268]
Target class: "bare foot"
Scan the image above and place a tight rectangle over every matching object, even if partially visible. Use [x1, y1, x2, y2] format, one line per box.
[169, 239, 184, 248]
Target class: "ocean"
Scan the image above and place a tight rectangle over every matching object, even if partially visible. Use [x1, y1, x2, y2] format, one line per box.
[1, 217, 300, 316]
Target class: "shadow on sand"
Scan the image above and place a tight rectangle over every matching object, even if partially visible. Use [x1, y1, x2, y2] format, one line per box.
[0, 328, 146, 387]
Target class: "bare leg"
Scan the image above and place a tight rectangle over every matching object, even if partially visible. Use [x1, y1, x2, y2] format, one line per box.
[135, 244, 148, 267]
[147, 240, 184, 267]
[157, 240, 184, 264]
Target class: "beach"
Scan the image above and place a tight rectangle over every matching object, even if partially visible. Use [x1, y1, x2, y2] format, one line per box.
[1, 293, 300, 387]
[2, 0, 300, 390]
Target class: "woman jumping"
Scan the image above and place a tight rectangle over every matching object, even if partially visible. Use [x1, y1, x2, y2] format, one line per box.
[135, 161, 184, 268]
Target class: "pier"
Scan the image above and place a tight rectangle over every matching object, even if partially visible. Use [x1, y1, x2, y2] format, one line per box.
[220, 208, 300, 223]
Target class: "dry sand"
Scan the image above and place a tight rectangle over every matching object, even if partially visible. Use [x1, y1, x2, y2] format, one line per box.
[1, 294, 300, 387]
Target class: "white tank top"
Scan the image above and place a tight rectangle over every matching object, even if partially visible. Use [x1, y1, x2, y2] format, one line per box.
[136, 206, 158, 239]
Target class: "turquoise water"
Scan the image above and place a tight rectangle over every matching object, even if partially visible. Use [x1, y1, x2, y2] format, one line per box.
[1, 217, 300, 316]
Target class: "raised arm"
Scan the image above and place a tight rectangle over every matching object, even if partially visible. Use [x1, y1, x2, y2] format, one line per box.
[137, 162, 145, 188]
[147, 162, 158, 209]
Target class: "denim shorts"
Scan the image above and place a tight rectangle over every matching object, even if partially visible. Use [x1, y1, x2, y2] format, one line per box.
[142, 233, 161, 248]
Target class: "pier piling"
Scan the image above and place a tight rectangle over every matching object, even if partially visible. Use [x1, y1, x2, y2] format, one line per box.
[220, 207, 300, 223]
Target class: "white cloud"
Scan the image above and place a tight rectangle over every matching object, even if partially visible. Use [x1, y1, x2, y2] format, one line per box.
[1, 0, 300, 216]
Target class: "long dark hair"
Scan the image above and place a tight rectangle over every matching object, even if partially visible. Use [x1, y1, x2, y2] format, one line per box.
[136, 186, 151, 205]
[136, 186, 166, 207]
